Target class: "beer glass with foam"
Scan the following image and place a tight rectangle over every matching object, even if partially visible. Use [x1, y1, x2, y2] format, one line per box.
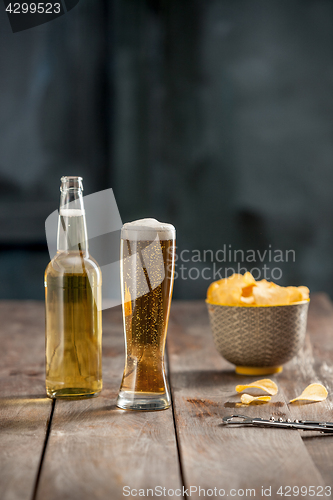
[116, 219, 176, 410]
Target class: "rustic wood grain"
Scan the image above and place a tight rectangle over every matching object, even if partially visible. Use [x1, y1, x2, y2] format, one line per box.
[278, 294, 333, 490]
[0, 301, 52, 500]
[167, 301, 329, 500]
[1, 297, 333, 500]
[36, 306, 182, 500]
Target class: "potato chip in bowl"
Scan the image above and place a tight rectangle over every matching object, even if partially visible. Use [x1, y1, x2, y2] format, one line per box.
[207, 272, 309, 307]
[206, 273, 310, 375]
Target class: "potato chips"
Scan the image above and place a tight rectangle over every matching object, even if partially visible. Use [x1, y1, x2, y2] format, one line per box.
[240, 394, 271, 404]
[236, 379, 278, 396]
[289, 383, 328, 403]
[206, 272, 309, 307]
[233, 379, 328, 406]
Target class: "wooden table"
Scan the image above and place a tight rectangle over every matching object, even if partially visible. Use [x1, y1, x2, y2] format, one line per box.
[1, 295, 333, 500]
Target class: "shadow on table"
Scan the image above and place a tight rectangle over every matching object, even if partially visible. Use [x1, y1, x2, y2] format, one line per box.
[170, 368, 244, 389]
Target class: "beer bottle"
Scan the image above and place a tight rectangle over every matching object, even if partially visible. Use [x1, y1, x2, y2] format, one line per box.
[45, 176, 102, 399]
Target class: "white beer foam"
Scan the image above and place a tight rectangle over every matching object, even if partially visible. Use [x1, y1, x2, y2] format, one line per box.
[121, 218, 175, 241]
[59, 209, 85, 217]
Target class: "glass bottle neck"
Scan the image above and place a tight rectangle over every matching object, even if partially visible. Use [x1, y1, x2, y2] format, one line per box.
[57, 183, 88, 254]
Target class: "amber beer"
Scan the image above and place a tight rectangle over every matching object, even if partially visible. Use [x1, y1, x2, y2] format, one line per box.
[116, 219, 176, 410]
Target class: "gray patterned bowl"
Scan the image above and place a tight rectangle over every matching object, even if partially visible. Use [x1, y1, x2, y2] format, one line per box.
[206, 300, 310, 375]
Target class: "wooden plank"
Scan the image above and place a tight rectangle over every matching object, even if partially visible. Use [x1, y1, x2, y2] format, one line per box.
[0, 301, 53, 500]
[36, 306, 182, 500]
[278, 294, 333, 491]
[167, 301, 327, 500]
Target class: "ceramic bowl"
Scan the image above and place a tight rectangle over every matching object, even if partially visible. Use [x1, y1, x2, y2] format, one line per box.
[206, 300, 309, 375]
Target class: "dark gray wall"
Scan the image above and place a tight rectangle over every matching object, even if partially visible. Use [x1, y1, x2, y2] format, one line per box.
[0, 0, 332, 300]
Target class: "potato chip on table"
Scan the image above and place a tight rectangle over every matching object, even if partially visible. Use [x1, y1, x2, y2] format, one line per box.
[240, 394, 271, 404]
[290, 383, 328, 403]
[236, 379, 278, 395]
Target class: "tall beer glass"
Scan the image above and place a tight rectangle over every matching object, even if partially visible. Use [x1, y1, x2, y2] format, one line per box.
[116, 219, 176, 410]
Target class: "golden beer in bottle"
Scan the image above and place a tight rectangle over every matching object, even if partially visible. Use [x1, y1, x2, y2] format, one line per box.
[45, 176, 102, 399]
[116, 219, 176, 410]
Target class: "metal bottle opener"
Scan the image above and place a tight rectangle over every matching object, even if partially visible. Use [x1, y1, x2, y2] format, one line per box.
[222, 415, 333, 433]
